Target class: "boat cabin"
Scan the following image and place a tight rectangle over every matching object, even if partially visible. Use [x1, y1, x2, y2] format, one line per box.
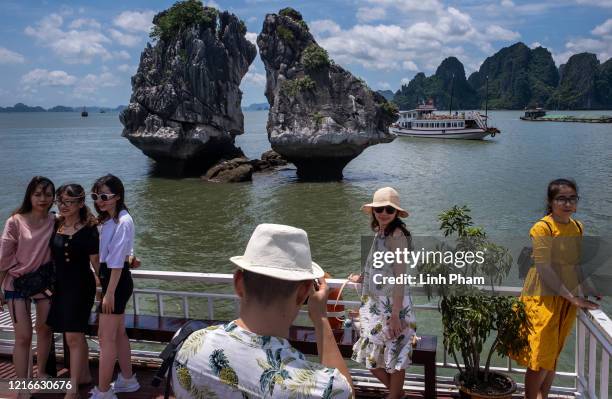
[523, 108, 546, 119]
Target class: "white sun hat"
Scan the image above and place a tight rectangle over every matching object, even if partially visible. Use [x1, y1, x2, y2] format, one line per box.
[361, 186, 409, 218]
[230, 224, 325, 281]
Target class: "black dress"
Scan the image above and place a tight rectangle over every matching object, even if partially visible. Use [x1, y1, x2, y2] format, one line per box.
[47, 225, 98, 333]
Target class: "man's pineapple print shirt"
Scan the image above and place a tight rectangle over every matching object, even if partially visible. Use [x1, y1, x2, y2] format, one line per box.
[172, 320, 352, 399]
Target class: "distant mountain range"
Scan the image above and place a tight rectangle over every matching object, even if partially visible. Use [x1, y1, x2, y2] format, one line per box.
[1, 102, 271, 113]
[393, 42, 612, 110]
[0, 103, 127, 113]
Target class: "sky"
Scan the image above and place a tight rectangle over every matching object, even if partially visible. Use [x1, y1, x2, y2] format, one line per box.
[0, 0, 611, 108]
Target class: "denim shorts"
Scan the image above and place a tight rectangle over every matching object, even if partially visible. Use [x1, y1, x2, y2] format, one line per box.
[3, 290, 27, 300]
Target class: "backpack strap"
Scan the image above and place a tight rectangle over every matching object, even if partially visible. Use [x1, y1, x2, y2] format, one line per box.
[152, 320, 208, 399]
[536, 219, 553, 236]
[571, 219, 583, 235]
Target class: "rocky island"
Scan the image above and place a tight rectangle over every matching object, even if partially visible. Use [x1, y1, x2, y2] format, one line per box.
[257, 8, 397, 180]
[119, 1, 256, 176]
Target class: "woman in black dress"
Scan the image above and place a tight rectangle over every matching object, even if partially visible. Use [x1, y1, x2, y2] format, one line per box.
[47, 184, 99, 398]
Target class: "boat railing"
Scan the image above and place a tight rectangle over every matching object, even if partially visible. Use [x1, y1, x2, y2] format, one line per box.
[0, 270, 609, 398]
[125, 271, 610, 398]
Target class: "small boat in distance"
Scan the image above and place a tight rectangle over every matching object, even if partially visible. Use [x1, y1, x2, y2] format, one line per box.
[81, 107, 88, 117]
[520, 108, 612, 123]
[390, 101, 500, 140]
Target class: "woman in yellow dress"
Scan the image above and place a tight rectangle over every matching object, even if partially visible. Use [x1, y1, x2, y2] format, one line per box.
[513, 179, 599, 399]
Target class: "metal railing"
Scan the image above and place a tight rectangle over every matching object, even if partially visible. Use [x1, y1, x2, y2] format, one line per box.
[0, 270, 609, 398]
[127, 270, 611, 399]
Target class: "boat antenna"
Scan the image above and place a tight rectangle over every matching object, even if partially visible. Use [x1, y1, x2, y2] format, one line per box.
[484, 74, 489, 128]
[449, 73, 454, 116]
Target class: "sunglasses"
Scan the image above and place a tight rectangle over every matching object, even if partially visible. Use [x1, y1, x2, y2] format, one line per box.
[90, 193, 117, 201]
[374, 206, 397, 214]
[553, 196, 579, 205]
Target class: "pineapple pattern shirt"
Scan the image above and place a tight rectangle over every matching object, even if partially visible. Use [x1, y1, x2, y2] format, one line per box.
[172, 321, 352, 399]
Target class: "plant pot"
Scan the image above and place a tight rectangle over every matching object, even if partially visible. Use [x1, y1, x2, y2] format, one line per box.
[454, 371, 517, 399]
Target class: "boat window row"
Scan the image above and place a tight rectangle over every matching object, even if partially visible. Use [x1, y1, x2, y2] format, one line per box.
[411, 121, 464, 128]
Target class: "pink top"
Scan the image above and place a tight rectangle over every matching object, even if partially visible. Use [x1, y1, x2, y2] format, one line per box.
[0, 213, 54, 291]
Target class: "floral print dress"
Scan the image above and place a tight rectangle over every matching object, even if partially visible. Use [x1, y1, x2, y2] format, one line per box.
[351, 233, 417, 373]
[172, 321, 352, 399]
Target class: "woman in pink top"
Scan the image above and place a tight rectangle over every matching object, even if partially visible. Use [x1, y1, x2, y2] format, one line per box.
[0, 176, 56, 384]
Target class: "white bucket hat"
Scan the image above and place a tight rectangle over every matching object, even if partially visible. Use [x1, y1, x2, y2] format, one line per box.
[230, 224, 325, 281]
[361, 187, 409, 218]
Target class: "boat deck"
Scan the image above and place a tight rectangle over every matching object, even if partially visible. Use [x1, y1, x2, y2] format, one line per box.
[0, 355, 462, 399]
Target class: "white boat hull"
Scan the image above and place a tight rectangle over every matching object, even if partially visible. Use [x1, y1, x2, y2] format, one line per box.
[390, 126, 492, 140]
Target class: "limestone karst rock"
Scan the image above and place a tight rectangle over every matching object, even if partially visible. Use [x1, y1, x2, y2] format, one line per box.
[257, 8, 397, 180]
[120, 2, 256, 176]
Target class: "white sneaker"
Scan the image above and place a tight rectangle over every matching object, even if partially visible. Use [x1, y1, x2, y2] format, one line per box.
[89, 386, 118, 399]
[111, 373, 140, 393]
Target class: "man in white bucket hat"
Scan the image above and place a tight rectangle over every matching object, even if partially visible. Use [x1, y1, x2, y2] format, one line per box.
[172, 224, 353, 398]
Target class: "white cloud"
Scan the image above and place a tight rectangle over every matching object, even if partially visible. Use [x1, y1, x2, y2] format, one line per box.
[356, 7, 387, 23]
[592, 19, 612, 36]
[0, 47, 25, 64]
[109, 29, 142, 47]
[118, 64, 137, 73]
[484, 25, 521, 41]
[377, 81, 391, 90]
[113, 10, 155, 33]
[69, 18, 101, 30]
[246, 32, 258, 45]
[25, 13, 112, 64]
[553, 19, 612, 65]
[244, 70, 266, 86]
[311, 2, 519, 73]
[73, 72, 121, 99]
[113, 50, 131, 60]
[21, 69, 77, 92]
[501, 0, 515, 7]
[576, 0, 612, 7]
[364, 0, 443, 12]
[402, 60, 418, 71]
[310, 19, 342, 35]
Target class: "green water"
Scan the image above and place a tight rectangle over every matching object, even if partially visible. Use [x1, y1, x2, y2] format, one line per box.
[1, 110, 610, 378]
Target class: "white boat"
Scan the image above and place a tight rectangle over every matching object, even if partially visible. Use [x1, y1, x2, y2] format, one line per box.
[390, 102, 500, 140]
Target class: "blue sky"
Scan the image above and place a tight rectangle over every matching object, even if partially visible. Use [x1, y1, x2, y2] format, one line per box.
[0, 0, 611, 108]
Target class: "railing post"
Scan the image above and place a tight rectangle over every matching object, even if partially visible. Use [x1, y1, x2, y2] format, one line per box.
[577, 319, 586, 392]
[207, 298, 214, 320]
[183, 297, 189, 318]
[157, 294, 164, 317]
[589, 334, 597, 397]
[601, 350, 609, 399]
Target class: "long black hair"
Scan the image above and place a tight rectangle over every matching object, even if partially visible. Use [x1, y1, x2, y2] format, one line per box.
[371, 213, 410, 238]
[545, 178, 578, 215]
[56, 184, 97, 227]
[91, 174, 129, 222]
[13, 176, 55, 215]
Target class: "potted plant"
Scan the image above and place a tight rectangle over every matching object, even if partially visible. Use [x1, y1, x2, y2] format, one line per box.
[420, 206, 530, 398]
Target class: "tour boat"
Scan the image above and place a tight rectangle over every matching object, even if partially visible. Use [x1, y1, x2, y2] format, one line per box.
[390, 102, 500, 140]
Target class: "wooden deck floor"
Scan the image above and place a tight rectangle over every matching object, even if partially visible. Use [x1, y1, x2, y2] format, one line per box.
[0, 355, 462, 399]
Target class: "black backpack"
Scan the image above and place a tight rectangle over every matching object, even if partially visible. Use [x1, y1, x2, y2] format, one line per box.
[517, 218, 583, 279]
[152, 320, 208, 399]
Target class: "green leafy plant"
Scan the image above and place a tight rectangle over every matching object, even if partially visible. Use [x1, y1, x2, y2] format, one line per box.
[420, 206, 530, 392]
[150, 0, 218, 41]
[312, 111, 324, 129]
[279, 7, 308, 31]
[277, 26, 294, 43]
[381, 101, 399, 119]
[281, 76, 316, 97]
[302, 44, 330, 71]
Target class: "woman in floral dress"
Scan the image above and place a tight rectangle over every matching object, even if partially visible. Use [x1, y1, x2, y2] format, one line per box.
[350, 187, 417, 399]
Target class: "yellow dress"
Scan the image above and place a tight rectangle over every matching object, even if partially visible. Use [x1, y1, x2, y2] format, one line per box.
[511, 215, 583, 371]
